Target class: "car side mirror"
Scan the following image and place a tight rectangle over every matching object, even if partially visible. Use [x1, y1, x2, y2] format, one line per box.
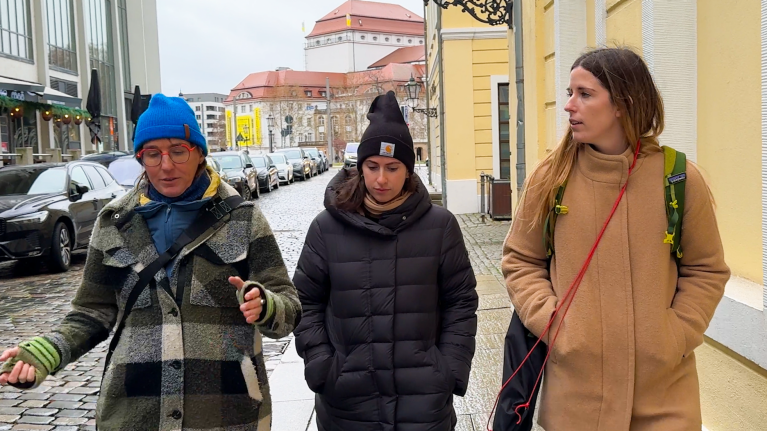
[269, 165, 276, 169]
[70, 184, 88, 201]
[245, 163, 254, 168]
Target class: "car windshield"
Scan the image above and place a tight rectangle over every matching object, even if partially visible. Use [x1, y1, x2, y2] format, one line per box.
[0, 167, 67, 196]
[305, 149, 319, 157]
[280, 150, 302, 160]
[212, 155, 243, 169]
[346, 143, 359, 154]
[252, 157, 266, 168]
[108, 159, 144, 186]
[269, 154, 286, 164]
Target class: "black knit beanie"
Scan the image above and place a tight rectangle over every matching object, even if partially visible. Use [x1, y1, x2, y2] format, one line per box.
[357, 91, 415, 172]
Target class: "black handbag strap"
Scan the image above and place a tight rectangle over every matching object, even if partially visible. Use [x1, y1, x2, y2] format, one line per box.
[103, 195, 244, 375]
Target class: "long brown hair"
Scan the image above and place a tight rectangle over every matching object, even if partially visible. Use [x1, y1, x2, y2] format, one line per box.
[335, 168, 417, 212]
[524, 47, 665, 226]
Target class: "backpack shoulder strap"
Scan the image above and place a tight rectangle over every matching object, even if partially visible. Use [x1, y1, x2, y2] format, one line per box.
[543, 181, 568, 258]
[662, 146, 686, 259]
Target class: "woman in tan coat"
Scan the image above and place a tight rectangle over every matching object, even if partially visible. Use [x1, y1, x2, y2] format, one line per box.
[502, 48, 730, 431]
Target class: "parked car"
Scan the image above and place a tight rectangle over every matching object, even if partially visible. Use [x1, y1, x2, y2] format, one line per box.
[249, 154, 280, 193]
[344, 142, 359, 168]
[207, 151, 259, 200]
[0, 161, 126, 272]
[304, 147, 326, 174]
[319, 150, 330, 171]
[205, 156, 229, 183]
[107, 156, 143, 191]
[267, 152, 294, 185]
[80, 151, 133, 167]
[275, 148, 312, 181]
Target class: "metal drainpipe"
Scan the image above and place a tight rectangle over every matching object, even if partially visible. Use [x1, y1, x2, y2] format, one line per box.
[437, 5, 448, 207]
[423, 1, 433, 186]
[513, 0, 526, 196]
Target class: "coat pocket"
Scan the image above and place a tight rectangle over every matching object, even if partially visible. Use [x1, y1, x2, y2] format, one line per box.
[666, 309, 687, 362]
[428, 346, 457, 392]
[189, 253, 244, 308]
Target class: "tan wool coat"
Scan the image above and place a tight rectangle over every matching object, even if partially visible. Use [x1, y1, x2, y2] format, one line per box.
[502, 143, 730, 431]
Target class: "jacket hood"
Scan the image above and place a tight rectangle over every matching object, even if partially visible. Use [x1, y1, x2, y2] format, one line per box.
[323, 168, 432, 235]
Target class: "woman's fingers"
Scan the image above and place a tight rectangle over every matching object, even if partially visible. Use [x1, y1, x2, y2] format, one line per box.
[18, 363, 31, 384]
[25, 365, 36, 384]
[0, 347, 19, 362]
[8, 360, 24, 384]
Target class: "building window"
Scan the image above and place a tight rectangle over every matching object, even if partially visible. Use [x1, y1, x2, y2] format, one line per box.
[396, 38, 401, 43]
[498, 83, 510, 179]
[0, 0, 34, 60]
[319, 116, 325, 126]
[305, 90, 312, 97]
[385, 37, 390, 42]
[360, 35, 365, 40]
[196, 115, 201, 120]
[315, 40, 320, 46]
[206, 114, 215, 120]
[308, 132, 313, 141]
[195, 106, 201, 111]
[319, 91, 326, 97]
[408, 39, 413, 44]
[118, 0, 130, 91]
[236, 91, 252, 99]
[319, 132, 325, 141]
[46, 0, 77, 72]
[337, 36, 342, 42]
[206, 106, 216, 111]
[419, 40, 424, 45]
[373, 36, 378, 41]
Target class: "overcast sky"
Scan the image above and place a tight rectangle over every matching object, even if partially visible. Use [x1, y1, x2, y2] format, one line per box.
[156, 0, 425, 96]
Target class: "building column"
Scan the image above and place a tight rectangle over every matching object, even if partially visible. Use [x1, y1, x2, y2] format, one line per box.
[75, 0, 95, 153]
[31, 0, 53, 153]
[595, 0, 607, 47]
[554, 0, 588, 140]
[111, 0, 128, 152]
[761, 0, 767, 309]
[642, 0, 697, 161]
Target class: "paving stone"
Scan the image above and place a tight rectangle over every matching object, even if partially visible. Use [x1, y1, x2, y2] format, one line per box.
[0, 416, 20, 424]
[51, 417, 87, 426]
[0, 401, 21, 408]
[0, 408, 25, 416]
[41, 403, 79, 411]
[0, 425, 10, 431]
[17, 402, 46, 409]
[79, 397, 97, 404]
[51, 411, 84, 419]
[59, 384, 82, 390]
[46, 396, 81, 403]
[78, 404, 95, 411]
[10, 424, 53, 430]
[51, 427, 78, 431]
[62, 389, 95, 396]
[22, 409, 57, 417]
[15, 415, 54, 424]
[17, 395, 49, 402]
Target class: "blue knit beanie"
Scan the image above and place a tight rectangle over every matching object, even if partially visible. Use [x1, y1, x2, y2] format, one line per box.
[133, 93, 207, 155]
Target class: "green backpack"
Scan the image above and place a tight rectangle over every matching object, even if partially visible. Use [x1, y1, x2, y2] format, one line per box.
[543, 145, 686, 259]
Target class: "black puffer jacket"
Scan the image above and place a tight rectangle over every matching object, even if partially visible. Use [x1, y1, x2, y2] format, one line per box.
[293, 170, 478, 431]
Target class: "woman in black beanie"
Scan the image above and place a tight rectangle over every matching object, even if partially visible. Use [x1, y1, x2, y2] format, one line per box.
[293, 91, 479, 431]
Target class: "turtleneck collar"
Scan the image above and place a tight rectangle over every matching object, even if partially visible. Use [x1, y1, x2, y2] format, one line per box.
[147, 170, 210, 204]
[576, 140, 660, 184]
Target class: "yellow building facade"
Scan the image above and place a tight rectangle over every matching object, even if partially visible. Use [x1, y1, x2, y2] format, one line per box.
[429, 1, 767, 425]
[425, 2, 509, 214]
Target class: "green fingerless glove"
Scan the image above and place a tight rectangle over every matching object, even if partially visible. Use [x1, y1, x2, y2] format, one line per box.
[236, 281, 275, 324]
[0, 337, 60, 389]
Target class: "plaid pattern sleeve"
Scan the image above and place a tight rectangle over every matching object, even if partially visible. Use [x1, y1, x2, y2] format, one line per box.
[43, 215, 118, 371]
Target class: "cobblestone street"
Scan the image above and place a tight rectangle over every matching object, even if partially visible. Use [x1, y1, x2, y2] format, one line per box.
[0, 169, 335, 431]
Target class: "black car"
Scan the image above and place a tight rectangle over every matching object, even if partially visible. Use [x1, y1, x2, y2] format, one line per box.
[275, 148, 312, 181]
[208, 151, 260, 200]
[80, 151, 133, 167]
[0, 161, 126, 272]
[304, 148, 326, 174]
[250, 154, 280, 193]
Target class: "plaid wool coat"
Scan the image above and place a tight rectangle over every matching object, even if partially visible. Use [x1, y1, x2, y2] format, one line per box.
[43, 173, 301, 430]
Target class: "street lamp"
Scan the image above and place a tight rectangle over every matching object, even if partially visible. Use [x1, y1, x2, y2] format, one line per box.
[267, 113, 275, 153]
[405, 76, 437, 117]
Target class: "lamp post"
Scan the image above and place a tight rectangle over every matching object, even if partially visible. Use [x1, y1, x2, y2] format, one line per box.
[405, 76, 437, 117]
[267, 113, 275, 153]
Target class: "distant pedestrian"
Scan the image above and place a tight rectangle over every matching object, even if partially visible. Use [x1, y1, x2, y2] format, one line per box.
[293, 91, 478, 431]
[501, 47, 730, 431]
[0, 94, 301, 430]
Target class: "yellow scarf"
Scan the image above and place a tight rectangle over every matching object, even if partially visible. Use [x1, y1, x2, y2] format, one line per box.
[362, 191, 413, 217]
[139, 165, 221, 206]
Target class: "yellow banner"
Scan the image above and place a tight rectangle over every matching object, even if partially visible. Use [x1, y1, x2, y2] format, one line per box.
[236, 116, 255, 147]
[254, 108, 262, 145]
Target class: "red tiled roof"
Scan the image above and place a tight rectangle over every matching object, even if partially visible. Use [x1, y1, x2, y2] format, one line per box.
[368, 46, 425, 68]
[308, 0, 423, 38]
[225, 63, 427, 103]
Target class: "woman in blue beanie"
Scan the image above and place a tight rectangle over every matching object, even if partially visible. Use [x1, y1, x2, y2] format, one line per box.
[0, 94, 302, 430]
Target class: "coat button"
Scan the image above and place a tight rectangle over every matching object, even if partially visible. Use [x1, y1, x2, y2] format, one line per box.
[169, 309, 178, 317]
[170, 410, 182, 420]
[171, 361, 181, 370]
[402, 216, 407, 220]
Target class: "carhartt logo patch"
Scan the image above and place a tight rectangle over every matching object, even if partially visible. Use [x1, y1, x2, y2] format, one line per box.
[380, 142, 395, 157]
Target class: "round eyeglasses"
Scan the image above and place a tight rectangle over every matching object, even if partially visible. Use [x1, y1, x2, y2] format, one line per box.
[137, 144, 196, 167]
